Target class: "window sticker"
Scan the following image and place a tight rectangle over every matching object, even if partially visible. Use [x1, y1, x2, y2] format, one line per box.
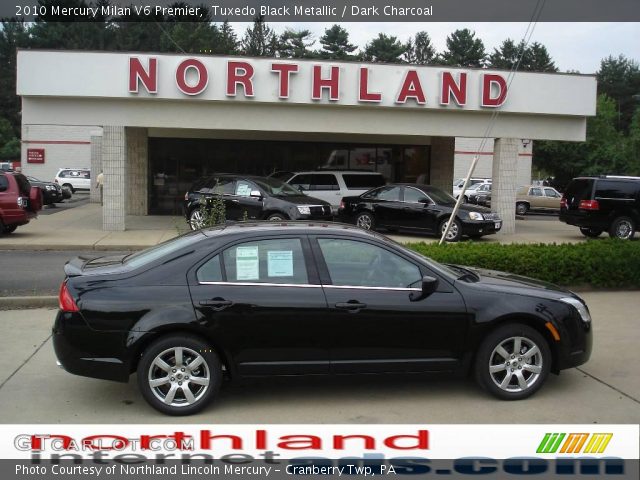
[267, 250, 294, 277]
[236, 246, 259, 280]
[236, 183, 252, 196]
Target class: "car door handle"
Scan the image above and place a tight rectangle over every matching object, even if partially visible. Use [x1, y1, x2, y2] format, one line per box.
[199, 298, 233, 311]
[230, 199, 240, 203]
[335, 301, 367, 312]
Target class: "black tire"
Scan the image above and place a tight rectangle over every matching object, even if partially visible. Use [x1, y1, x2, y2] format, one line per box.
[355, 211, 375, 231]
[439, 217, 462, 242]
[579, 227, 602, 238]
[474, 323, 551, 401]
[137, 334, 222, 416]
[266, 213, 287, 221]
[515, 202, 529, 216]
[608, 216, 636, 240]
[62, 183, 75, 194]
[3, 224, 17, 234]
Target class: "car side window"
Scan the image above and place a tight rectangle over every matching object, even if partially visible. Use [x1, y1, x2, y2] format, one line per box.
[223, 238, 308, 284]
[365, 185, 401, 201]
[213, 178, 235, 195]
[530, 188, 543, 196]
[310, 174, 339, 191]
[0, 175, 8, 190]
[318, 238, 422, 288]
[234, 180, 256, 197]
[544, 188, 560, 198]
[404, 187, 429, 203]
[197, 255, 223, 282]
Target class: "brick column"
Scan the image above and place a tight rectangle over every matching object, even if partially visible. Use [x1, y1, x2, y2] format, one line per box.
[126, 127, 148, 215]
[102, 126, 127, 231]
[429, 137, 455, 194]
[492, 138, 519, 235]
[89, 133, 103, 204]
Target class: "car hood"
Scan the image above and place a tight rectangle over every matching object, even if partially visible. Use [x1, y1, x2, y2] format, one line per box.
[274, 194, 331, 206]
[457, 204, 493, 214]
[456, 265, 574, 299]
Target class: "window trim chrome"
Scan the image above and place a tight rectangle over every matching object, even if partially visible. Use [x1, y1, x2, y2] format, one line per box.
[197, 281, 421, 291]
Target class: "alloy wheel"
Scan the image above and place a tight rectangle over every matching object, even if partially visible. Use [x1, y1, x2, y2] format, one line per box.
[440, 220, 459, 241]
[356, 214, 372, 230]
[189, 210, 204, 230]
[615, 220, 633, 239]
[488, 336, 543, 393]
[147, 347, 211, 408]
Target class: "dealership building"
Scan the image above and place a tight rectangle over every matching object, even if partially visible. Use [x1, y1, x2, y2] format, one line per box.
[16, 50, 596, 233]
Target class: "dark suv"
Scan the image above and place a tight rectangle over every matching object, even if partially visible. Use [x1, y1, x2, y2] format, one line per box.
[184, 174, 332, 230]
[560, 176, 640, 239]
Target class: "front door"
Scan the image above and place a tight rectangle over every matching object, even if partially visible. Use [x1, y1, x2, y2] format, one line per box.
[312, 236, 469, 374]
[400, 186, 441, 232]
[228, 179, 264, 220]
[188, 236, 330, 376]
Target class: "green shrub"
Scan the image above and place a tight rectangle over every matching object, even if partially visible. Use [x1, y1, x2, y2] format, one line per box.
[405, 239, 640, 288]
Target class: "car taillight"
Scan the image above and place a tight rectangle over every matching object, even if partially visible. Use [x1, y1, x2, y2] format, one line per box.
[560, 197, 568, 209]
[58, 281, 79, 312]
[184, 192, 189, 201]
[579, 199, 599, 211]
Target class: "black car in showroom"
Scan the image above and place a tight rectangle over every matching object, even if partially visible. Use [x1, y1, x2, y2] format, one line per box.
[184, 174, 332, 229]
[560, 175, 640, 239]
[53, 222, 592, 415]
[338, 184, 502, 241]
[26, 176, 64, 205]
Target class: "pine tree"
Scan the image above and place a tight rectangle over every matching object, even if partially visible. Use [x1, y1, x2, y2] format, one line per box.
[440, 28, 486, 68]
[363, 33, 406, 63]
[241, 15, 277, 57]
[278, 29, 315, 58]
[318, 24, 357, 60]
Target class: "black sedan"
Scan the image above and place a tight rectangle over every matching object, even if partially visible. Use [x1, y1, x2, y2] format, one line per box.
[53, 223, 592, 415]
[26, 176, 64, 205]
[184, 174, 332, 229]
[338, 184, 502, 241]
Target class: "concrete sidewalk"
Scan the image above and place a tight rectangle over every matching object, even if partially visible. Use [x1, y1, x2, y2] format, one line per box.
[0, 203, 588, 251]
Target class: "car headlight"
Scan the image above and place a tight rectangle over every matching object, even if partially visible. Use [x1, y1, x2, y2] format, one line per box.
[468, 211, 484, 221]
[45, 185, 55, 190]
[297, 206, 311, 215]
[560, 297, 591, 323]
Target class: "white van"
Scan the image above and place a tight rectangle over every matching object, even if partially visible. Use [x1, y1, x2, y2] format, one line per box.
[54, 168, 91, 192]
[284, 171, 386, 213]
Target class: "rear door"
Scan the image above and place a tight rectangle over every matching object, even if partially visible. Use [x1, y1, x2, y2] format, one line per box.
[368, 185, 403, 226]
[312, 236, 468, 373]
[309, 174, 341, 206]
[188, 236, 330, 376]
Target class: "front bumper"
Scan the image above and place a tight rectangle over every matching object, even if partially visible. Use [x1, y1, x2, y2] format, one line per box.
[461, 219, 502, 236]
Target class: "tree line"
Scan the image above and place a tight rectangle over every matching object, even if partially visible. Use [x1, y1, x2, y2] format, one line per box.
[0, 0, 639, 183]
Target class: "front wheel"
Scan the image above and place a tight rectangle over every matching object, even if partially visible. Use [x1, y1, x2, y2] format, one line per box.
[580, 227, 602, 238]
[137, 334, 222, 416]
[609, 216, 635, 240]
[266, 213, 287, 221]
[355, 212, 375, 231]
[62, 183, 75, 194]
[516, 202, 529, 216]
[189, 209, 204, 230]
[439, 218, 462, 242]
[474, 324, 551, 400]
[2, 224, 17, 234]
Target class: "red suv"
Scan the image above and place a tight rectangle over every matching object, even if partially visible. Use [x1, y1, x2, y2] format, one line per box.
[0, 172, 43, 235]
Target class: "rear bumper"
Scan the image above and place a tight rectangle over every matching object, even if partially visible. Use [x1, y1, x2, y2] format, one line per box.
[559, 211, 609, 229]
[52, 311, 131, 383]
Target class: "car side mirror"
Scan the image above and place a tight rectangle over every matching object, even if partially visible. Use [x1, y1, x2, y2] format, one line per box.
[250, 190, 262, 199]
[297, 185, 306, 192]
[419, 198, 430, 205]
[409, 276, 439, 302]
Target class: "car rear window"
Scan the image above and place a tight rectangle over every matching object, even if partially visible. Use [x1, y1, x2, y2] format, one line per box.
[595, 180, 639, 200]
[124, 232, 203, 269]
[343, 174, 385, 189]
[14, 174, 31, 196]
[564, 179, 594, 202]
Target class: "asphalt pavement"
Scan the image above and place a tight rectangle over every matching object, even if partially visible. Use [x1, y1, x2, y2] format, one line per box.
[0, 292, 637, 423]
[39, 192, 89, 215]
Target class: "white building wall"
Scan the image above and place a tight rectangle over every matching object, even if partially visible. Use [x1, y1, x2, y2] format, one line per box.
[453, 137, 533, 186]
[20, 124, 100, 182]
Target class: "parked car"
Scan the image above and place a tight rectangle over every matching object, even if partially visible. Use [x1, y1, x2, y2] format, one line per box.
[53, 222, 593, 415]
[284, 170, 386, 213]
[0, 162, 13, 172]
[515, 185, 562, 215]
[338, 183, 502, 242]
[26, 176, 64, 205]
[560, 175, 640, 239]
[469, 183, 492, 205]
[452, 177, 491, 199]
[184, 174, 332, 230]
[0, 171, 43, 234]
[54, 168, 91, 193]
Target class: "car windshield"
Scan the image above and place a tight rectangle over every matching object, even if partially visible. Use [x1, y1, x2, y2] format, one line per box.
[422, 186, 456, 206]
[253, 177, 301, 196]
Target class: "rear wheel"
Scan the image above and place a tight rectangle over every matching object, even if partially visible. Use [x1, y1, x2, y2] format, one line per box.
[579, 227, 602, 238]
[515, 202, 529, 216]
[474, 324, 551, 400]
[137, 334, 222, 416]
[189, 209, 204, 230]
[439, 218, 462, 242]
[355, 212, 375, 231]
[266, 213, 287, 221]
[2, 224, 17, 234]
[609, 216, 635, 240]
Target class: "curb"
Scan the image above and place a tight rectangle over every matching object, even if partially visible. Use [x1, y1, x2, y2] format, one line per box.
[0, 296, 58, 310]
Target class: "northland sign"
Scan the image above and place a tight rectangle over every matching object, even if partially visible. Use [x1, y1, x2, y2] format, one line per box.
[17, 51, 597, 119]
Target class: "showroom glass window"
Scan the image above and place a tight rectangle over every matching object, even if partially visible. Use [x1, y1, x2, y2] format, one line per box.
[318, 239, 421, 288]
[222, 238, 308, 284]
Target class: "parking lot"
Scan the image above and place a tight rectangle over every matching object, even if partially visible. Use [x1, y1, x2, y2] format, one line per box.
[0, 291, 637, 424]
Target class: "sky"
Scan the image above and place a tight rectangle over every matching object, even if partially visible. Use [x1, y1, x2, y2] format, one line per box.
[231, 22, 640, 74]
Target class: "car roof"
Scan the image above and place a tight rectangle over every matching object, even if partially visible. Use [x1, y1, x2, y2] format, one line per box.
[290, 170, 383, 175]
[199, 221, 394, 241]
